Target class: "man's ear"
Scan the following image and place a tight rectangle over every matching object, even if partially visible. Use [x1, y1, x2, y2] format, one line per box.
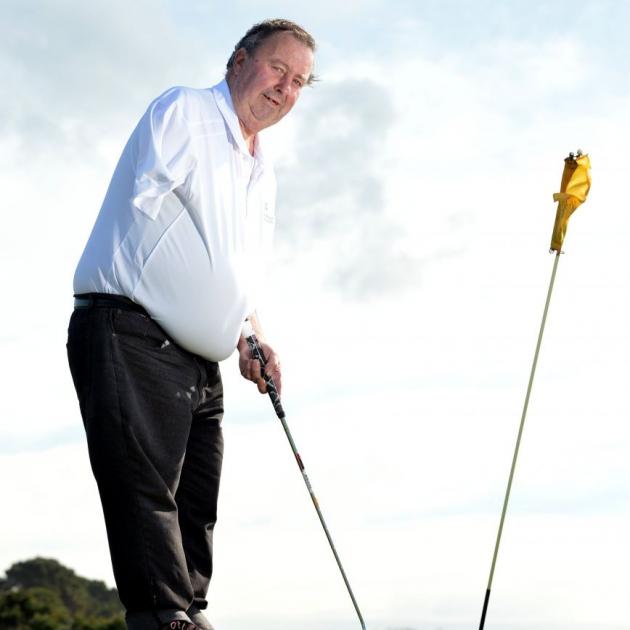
[232, 48, 248, 76]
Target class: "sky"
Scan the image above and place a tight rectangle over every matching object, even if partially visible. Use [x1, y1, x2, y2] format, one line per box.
[1, 1, 630, 629]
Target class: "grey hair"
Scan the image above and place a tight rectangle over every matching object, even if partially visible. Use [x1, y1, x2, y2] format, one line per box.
[226, 19, 317, 85]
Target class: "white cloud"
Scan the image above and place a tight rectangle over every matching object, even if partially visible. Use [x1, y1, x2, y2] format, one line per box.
[2, 2, 184, 113]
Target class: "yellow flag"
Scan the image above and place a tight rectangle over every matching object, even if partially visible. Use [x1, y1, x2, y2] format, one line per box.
[550, 152, 591, 252]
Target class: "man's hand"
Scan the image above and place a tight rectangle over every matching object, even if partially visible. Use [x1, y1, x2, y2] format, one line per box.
[237, 337, 282, 395]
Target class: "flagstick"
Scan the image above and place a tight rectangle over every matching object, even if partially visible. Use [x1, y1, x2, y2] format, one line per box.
[479, 250, 562, 630]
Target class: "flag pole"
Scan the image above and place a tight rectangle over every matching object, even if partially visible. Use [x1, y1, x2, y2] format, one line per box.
[479, 250, 561, 630]
[478, 150, 590, 629]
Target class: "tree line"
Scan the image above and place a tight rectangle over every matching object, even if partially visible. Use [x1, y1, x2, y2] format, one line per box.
[0, 557, 124, 629]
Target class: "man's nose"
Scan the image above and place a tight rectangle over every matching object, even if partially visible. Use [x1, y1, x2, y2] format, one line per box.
[274, 74, 292, 93]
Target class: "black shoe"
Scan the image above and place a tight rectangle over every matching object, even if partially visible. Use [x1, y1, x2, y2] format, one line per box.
[160, 622, 200, 630]
[187, 606, 215, 630]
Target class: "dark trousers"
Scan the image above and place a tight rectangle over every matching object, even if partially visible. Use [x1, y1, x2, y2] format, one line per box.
[67, 301, 224, 623]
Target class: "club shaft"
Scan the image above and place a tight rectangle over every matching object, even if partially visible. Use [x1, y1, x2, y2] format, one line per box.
[246, 333, 366, 630]
[479, 251, 561, 630]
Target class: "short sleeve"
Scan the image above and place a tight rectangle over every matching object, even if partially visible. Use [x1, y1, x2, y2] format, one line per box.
[131, 88, 197, 220]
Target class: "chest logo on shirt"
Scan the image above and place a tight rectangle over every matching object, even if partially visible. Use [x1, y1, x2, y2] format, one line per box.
[263, 202, 275, 224]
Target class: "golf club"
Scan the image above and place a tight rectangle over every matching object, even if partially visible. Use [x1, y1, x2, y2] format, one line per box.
[242, 319, 366, 630]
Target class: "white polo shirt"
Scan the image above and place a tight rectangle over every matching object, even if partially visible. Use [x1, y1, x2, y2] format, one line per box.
[73, 81, 276, 361]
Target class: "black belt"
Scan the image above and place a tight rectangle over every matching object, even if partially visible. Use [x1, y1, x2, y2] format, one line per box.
[74, 293, 149, 316]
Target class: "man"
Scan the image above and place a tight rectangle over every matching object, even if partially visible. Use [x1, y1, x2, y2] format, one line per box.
[66, 19, 316, 630]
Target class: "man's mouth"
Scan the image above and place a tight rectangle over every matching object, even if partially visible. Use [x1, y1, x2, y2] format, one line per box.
[263, 94, 281, 107]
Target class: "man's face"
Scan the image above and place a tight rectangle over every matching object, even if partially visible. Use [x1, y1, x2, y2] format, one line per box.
[229, 31, 314, 138]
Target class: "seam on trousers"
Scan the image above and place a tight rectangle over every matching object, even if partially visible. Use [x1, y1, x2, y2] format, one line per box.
[84, 310, 96, 422]
[109, 308, 157, 609]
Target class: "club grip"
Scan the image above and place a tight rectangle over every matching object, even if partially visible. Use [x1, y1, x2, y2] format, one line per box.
[245, 334, 286, 419]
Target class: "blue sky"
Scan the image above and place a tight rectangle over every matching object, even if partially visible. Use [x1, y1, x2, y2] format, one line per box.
[1, 2, 630, 629]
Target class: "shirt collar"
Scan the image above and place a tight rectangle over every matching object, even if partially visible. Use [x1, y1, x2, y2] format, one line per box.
[211, 79, 266, 161]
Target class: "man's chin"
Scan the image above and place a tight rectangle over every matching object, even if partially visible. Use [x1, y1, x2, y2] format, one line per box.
[252, 115, 283, 132]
